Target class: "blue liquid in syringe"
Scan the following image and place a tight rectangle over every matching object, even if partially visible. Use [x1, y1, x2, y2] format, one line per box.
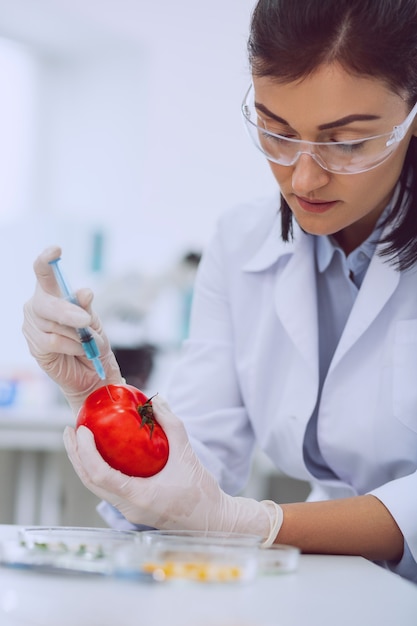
[48, 258, 106, 380]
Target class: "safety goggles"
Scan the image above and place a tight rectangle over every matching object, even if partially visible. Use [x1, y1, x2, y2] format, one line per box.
[241, 84, 417, 174]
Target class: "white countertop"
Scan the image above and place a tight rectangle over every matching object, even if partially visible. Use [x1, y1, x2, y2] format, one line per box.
[0, 525, 416, 626]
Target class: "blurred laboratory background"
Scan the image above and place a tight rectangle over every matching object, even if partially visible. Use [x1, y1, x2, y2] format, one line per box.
[0, 0, 309, 528]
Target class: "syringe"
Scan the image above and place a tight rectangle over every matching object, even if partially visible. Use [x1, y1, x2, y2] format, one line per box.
[48, 257, 106, 381]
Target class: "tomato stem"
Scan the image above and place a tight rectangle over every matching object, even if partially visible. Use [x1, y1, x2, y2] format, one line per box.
[137, 393, 158, 438]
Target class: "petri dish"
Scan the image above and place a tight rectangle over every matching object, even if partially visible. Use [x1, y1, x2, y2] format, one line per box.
[258, 544, 300, 575]
[6, 526, 141, 576]
[132, 530, 263, 583]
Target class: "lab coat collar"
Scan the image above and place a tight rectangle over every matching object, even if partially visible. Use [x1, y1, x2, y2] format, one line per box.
[241, 201, 402, 376]
[330, 229, 400, 369]
[241, 211, 318, 376]
[243, 180, 404, 275]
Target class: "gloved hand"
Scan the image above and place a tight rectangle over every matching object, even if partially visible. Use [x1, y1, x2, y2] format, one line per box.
[22, 246, 123, 414]
[64, 395, 283, 546]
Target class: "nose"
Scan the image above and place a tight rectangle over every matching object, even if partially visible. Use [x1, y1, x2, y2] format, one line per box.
[291, 152, 330, 195]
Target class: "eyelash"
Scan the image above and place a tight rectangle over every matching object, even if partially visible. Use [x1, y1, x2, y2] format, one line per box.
[332, 141, 366, 153]
[260, 129, 367, 152]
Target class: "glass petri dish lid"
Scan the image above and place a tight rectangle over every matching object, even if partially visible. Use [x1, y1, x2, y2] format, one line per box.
[140, 529, 263, 546]
[132, 529, 263, 583]
[258, 544, 300, 575]
[6, 526, 141, 576]
[20, 526, 139, 553]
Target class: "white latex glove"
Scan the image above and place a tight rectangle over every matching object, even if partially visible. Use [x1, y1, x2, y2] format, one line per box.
[64, 395, 283, 547]
[22, 246, 122, 413]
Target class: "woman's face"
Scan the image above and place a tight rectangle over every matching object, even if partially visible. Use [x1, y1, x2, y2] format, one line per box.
[253, 64, 417, 254]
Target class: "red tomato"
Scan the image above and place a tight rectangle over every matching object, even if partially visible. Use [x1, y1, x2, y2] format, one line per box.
[76, 384, 169, 477]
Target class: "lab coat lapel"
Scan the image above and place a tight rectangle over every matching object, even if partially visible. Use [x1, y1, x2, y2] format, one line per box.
[330, 249, 399, 369]
[274, 232, 319, 378]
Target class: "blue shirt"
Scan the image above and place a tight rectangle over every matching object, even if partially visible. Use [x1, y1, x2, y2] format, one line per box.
[303, 229, 381, 478]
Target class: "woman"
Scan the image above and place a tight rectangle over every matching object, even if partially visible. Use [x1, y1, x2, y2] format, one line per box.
[23, 0, 417, 583]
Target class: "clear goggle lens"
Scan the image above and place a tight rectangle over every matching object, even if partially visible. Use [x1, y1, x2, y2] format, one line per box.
[241, 85, 417, 175]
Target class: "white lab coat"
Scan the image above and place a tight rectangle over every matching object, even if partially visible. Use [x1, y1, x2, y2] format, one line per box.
[165, 194, 417, 567]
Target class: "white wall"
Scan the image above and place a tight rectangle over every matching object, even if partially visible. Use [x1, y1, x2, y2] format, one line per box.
[0, 0, 277, 371]
[0, 39, 39, 220]
[0, 0, 276, 262]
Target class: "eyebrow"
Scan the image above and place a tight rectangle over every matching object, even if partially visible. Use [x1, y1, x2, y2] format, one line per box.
[254, 102, 381, 130]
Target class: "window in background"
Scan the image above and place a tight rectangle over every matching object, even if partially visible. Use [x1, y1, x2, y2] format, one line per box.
[0, 37, 38, 222]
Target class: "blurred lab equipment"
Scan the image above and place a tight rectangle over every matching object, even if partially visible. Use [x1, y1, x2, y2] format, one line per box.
[94, 250, 201, 389]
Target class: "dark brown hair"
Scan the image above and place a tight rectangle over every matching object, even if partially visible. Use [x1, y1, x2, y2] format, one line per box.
[248, 0, 417, 269]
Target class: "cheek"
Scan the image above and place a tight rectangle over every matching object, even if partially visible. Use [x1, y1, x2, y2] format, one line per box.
[268, 151, 405, 204]
[352, 153, 406, 205]
[357, 135, 411, 191]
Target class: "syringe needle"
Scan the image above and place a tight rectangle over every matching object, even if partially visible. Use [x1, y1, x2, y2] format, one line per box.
[48, 257, 106, 381]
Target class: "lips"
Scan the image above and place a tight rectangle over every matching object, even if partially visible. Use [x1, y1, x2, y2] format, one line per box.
[295, 196, 339, 214]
